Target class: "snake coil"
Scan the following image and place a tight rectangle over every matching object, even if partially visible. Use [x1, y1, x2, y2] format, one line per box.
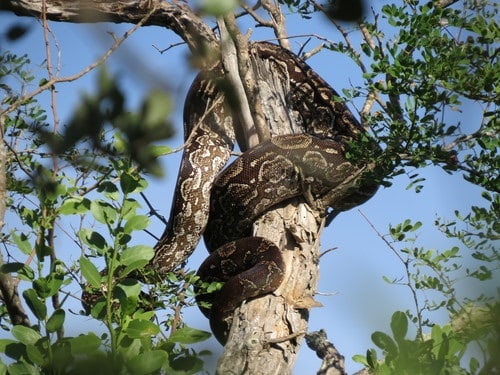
[150, 42, 379, 343]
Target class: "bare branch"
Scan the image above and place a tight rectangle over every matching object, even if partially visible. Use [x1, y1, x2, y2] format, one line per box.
[305, 330, 347, 375]
[1, 0, 218, 54]
[434, 0, 460, 8]
[1, 7, 156, 117]
[218, 16, 260, 149]
[261, 0, 290, 50]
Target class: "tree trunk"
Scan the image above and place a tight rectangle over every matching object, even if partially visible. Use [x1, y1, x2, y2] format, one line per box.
[217, 202, 323, 374]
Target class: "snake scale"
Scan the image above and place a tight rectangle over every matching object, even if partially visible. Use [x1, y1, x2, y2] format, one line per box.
[151, 42, 379, 343]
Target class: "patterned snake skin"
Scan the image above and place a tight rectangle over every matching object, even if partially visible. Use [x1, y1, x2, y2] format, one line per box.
[152, 42, 379, 343]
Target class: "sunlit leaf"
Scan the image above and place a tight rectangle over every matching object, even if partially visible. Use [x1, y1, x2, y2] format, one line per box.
[126, 350, 168, 375]
[22, 289, 46, 321]
[11, 325, 41, 346]
[79, 256, 102, 288]
[46, 309, 65, 333]
[168, 326, 211, 344]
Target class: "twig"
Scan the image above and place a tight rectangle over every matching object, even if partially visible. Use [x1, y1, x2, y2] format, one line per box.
[310, 0, 365, 73]
[140, 192, 168, 225]
[152, 40, 186, 54]
[241, 4, 274, 28]
[302, 43, 325, 60]
[42, 0, 64, 339]
[358, 209, 424, 337]
[319, 247, 339, 258]
[1, 6, 157, 118]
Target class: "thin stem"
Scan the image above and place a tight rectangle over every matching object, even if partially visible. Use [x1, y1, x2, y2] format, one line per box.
[1, 7, 157, 118]
[358, 209, 424, 338]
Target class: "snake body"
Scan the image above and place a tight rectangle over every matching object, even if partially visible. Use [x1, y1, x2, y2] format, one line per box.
[151, 42, 378, 343]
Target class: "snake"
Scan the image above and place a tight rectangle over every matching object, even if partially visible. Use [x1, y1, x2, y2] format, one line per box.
[149, 42, 379, 343]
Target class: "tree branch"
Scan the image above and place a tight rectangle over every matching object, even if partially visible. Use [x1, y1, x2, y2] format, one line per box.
[1, 7, 155, 117]
[1, 0, 218, 54]
[434, 0, 460, 8]
[305, 330, 346, 375]
[217, 16, 260, 149]
[0, 117, 31, 327]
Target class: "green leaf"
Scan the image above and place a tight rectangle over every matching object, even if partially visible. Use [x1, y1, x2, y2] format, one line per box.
[69, 333, 101, 355]
[59, 196, 91, 215]
[8, 363, 39, 375]
[168, 354, 203, 374]
[366, 348, 377, 369]
[126, 350, 168, 375]
[0, 262, 34, 281]
[120, 173, 140, 195]
[352, 354, 369, 366]
[121, 198, 141, 220]
[124, 215, 150, 234]
[79, 256, 102, 288]
[411, 221, 422, 231]
[168, 326, 211, 344]
[114, 132, 127, 153]
[120, 245, 154, 275]
[469, 357, 480, 374]
[371, 331, 398, 356]
[46, 309, 65, 333]
[125, 319, 159, 339]
[150, 145, 172, 157]
[11, 325, 42, 345]
[22, 289, 47, 321]
[33, 278, 51, 299]
[33, 274, 64, 299]
[97, 181, 120, 201]
[0, 339, 17, 352]
[10, 232, 32, 255]
[78, 229, 108, 253]
[90, 200, 117, 224]
[390, 311, 408, 343]
[116, 279, 141, 299]
[25, 344, 44, 366]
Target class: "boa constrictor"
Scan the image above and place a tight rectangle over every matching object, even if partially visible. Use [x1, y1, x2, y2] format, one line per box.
[152, 42, 378, 343]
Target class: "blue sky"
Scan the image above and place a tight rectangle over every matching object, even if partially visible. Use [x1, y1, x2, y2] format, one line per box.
[1, 3, 496, 373]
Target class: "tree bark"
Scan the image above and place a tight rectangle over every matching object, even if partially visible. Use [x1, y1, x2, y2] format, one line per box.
[217, 202, 323, 374]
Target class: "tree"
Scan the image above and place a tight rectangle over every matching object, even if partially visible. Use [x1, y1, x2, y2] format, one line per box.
[0, 0, 498, 374]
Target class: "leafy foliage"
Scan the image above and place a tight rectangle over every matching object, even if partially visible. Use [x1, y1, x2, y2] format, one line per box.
[355, 200, 499, 373]
[1, 53, 209, 374]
